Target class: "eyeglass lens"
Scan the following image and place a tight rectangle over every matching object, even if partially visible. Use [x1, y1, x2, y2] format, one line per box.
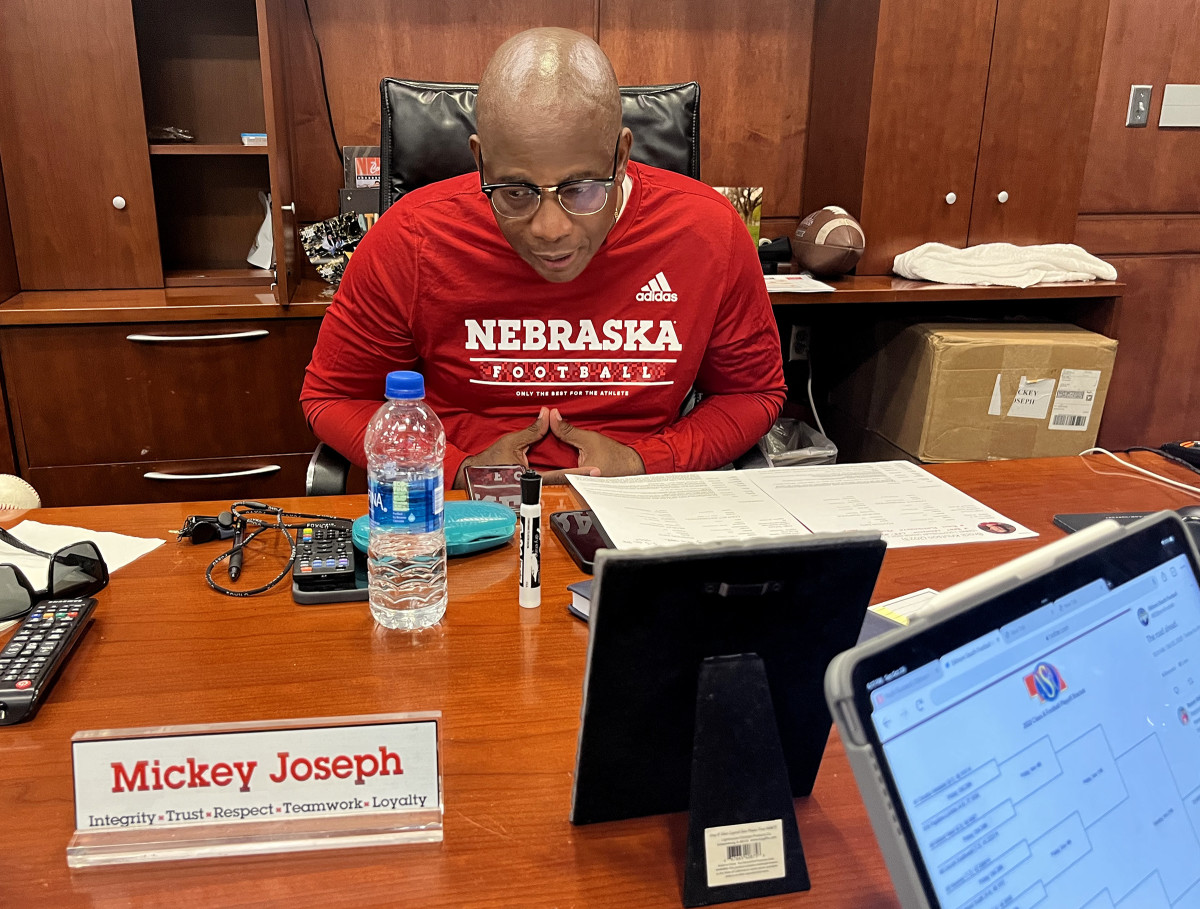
[0, 565, 34, 622]
[51, 542, 108, 599]
[490, 181, 610, 218]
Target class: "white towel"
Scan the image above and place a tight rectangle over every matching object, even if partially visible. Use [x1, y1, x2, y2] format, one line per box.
[893, 242, 1117, 288]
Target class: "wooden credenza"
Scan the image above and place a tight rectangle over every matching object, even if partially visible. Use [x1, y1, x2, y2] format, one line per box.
[0, 286, 331, 506]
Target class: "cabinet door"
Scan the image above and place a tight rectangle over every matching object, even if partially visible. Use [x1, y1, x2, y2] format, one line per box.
[967, 0, 1109, 246]
[855, 0, 996, 274]
[0, 0, 163, 289]
[258, 0, 300, 304]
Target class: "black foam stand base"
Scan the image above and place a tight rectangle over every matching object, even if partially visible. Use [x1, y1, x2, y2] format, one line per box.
[682, 654, 810, 907]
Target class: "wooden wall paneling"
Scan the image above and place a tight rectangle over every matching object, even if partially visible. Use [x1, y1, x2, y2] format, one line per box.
[967, 0, 1109, 246]
[1094, 255, 1200, 450]
[853, 0, 996, 275]
[299, 0, 594, 201]
[0, 0, 163, 289]
[1076, 214, 1200, 257]
[1079, 0, 1200, 214]
[599, 0, 816, 220]
[132, 0, 267, 146]
[0, 160, 17, 302]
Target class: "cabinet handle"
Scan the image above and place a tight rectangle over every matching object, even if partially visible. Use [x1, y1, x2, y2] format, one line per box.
[112, 196, 127, 210]
[144, 465, 282, 481]
[997, 190, 1009, 203]
[125, 330, 269, 343]
[945, 192, 957, 205]
[281, 203, 296, 213]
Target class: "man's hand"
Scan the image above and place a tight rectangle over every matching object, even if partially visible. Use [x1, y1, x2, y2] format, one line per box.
[542, 408, 645, 485]
[453, 407, 551, 489]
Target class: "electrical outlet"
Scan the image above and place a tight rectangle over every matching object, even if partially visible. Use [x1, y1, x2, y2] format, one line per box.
[788, 325, 810, 362]
[1126, 85, 1152, 127]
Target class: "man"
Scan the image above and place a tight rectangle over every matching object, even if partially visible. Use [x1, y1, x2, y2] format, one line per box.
[302, 28, 785, 488]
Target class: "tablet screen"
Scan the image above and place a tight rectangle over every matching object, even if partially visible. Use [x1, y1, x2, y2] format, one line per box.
[864, 524, 1200, 908]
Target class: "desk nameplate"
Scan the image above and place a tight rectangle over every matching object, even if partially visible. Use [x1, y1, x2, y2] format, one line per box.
[66, 712, 441, 867]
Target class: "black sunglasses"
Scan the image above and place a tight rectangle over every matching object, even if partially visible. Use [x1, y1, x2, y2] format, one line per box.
[0, 527, 109, 623]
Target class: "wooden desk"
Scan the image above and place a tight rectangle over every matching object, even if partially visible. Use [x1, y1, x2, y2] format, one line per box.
[3, 453, 1196, 907]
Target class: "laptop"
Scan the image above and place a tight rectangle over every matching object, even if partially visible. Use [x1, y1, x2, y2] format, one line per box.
[825, 512, 1200, 909]
[571, 532, 887, 826]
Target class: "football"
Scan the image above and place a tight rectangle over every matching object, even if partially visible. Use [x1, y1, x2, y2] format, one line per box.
[793, 206, 866, 277]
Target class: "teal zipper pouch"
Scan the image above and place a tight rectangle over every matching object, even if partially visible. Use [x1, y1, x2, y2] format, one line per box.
[351, 500, 517, 558]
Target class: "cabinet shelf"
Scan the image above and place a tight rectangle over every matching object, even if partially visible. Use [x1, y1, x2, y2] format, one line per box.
[768, 276, 1124, 305]
[149, 144, 269, 156]
[164, 268, 273, 288]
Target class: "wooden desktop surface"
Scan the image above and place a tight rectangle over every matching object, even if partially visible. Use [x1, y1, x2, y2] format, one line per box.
[2, 452, 1197, 907]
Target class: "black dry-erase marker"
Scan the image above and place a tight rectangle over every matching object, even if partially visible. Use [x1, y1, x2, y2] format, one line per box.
[519, 469, 542, 608]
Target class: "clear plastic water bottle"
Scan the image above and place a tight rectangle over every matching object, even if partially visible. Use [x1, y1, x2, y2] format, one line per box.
[364, 370, 447, 630]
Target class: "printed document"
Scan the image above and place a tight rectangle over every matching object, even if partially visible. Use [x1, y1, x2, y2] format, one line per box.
[567, 461, 1035, 550]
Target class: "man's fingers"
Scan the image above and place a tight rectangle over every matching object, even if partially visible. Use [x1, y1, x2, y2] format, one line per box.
[548, 407, 579, 443]
[511, 407, 551, 444]
[542, 470, 600, 491]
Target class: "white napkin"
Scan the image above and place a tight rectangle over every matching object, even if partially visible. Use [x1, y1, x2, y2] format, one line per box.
[1, 520, 164, 581]
[0, 522, 163, 631]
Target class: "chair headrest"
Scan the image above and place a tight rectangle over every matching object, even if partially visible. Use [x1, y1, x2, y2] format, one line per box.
[379, 79, 701, 213]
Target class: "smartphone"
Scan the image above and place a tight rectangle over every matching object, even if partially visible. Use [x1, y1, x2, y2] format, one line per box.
[549, 510, 613, 574]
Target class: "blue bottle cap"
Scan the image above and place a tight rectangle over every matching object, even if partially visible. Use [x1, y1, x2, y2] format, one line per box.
[385, 370, 424, 399]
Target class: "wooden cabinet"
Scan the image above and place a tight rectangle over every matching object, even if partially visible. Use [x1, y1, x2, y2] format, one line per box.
[0, 0, 300, 299]
[0, 317, 321, 506]
[803, 0, 1109, 275]
[0, 0, 163, 290]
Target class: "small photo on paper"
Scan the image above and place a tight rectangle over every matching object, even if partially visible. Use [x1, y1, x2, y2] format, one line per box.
[712, 186, 763, 244]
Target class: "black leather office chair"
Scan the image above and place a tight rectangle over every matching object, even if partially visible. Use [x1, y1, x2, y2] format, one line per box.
[379, 79, 700, 212]
[305, 80, 702, 495]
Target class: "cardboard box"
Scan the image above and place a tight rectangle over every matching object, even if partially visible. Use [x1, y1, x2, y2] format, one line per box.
[833, 323, 1118, 462]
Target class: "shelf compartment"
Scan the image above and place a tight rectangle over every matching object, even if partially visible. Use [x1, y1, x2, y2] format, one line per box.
[150, 144, 269, 156]
[133, 0, 266, 146]
[150, 155, 271, 276]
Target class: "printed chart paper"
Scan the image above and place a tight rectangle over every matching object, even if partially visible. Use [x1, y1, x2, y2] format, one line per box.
[568, 461, 1036, 550]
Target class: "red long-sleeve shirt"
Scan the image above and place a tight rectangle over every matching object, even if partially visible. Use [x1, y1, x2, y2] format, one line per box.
[301, 162, 786, 481]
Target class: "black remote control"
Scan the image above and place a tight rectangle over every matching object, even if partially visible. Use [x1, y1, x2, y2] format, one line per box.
[294, 520, 357, 589]
[0, 597, 97, 726]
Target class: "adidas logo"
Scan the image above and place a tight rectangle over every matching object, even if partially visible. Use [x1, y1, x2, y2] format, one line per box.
[636, 271, 678, 302]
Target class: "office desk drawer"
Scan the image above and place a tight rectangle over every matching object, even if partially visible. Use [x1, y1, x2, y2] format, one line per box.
[26, 453, 316, 507]
[0, 319, 320, 467]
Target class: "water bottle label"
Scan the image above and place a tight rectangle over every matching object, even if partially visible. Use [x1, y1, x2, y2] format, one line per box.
[368, 476, 444, 532]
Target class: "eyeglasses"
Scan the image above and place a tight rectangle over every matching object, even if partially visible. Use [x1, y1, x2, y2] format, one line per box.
[479, 139, 621, 219]
[0, 527, 109, 622]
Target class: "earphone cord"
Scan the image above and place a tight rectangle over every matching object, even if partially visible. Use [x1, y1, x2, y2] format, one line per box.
[204, 506, 342, 597]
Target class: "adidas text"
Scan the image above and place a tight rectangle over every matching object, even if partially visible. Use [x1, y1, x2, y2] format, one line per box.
[636, 289, 678, 302]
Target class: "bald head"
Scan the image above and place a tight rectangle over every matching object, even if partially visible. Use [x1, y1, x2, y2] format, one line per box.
[477, 28, 622, 145]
